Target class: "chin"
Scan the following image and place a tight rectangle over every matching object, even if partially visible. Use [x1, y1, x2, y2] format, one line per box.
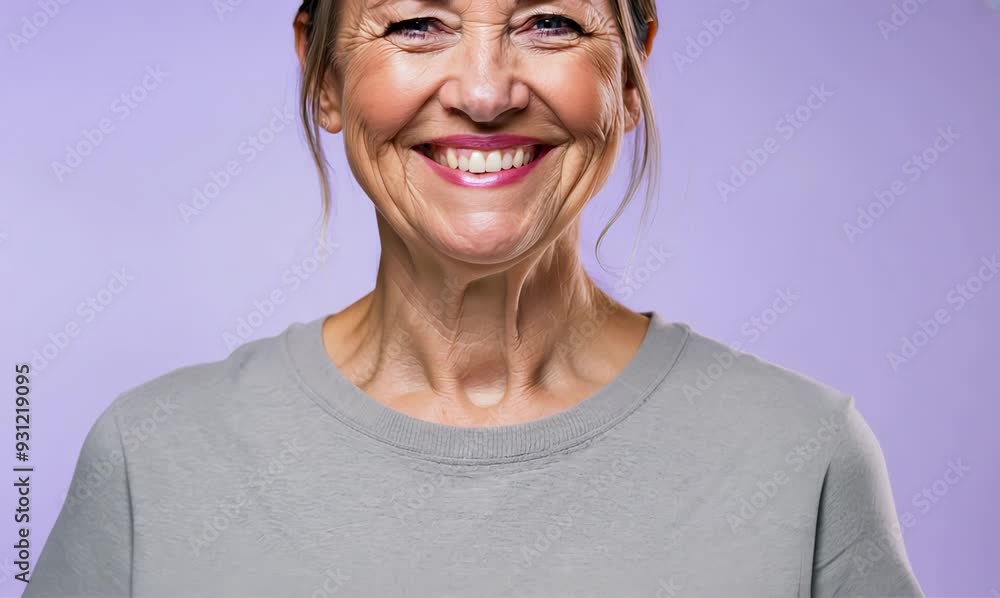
[430, 214, 542, 266]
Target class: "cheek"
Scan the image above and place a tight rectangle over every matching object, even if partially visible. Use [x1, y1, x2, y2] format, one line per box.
[530, 49, 625, 209]
[341, 50, 433, 143]
[532, 49, 624, 142]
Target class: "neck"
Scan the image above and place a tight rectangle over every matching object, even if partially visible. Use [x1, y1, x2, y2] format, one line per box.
[324, 216, 648, 424]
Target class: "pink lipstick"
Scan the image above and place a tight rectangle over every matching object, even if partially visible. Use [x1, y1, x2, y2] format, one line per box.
[413, 135, 552, 188]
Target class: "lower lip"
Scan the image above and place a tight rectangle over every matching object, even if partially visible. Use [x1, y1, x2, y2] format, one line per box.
[415, 147, 550, 188]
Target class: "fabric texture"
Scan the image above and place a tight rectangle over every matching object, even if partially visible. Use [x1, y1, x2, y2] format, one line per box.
[24, 312, 923, 597]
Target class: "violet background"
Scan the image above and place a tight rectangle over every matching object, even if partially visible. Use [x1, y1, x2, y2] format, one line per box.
[1, 0, 998, 595]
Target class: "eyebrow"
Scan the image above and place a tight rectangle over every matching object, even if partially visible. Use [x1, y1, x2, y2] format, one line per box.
[369, 0, 594, 10]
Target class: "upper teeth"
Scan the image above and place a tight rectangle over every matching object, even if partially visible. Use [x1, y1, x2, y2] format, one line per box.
[428, 145, 537, 173]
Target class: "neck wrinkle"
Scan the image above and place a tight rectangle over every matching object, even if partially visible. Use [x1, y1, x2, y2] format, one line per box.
[354, 220, 607, 414]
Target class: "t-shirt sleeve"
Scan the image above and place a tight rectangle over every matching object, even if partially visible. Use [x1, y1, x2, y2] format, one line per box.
[811, 398, 923, 598]
[23, 403, 132, 598]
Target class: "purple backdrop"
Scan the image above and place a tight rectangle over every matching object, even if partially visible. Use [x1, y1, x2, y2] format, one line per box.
[2, 0, 998, 595]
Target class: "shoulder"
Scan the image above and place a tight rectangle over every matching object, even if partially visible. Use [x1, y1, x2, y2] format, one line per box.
[654, 323, 871, 461]
[674, 324, 850, 410]
[653, 324, 900, 508]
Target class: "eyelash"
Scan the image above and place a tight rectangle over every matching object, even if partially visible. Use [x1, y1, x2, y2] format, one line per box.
[385, 18, 438, 40]
[530, 15, 584, 37]
[384, 14, 584, 40]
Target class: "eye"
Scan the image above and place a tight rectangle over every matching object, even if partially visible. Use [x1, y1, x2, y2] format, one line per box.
[530, 14, 584, 37]
[385, 18, 440, 40]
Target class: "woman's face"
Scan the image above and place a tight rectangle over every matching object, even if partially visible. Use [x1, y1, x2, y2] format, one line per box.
[321, 0, 645, 265]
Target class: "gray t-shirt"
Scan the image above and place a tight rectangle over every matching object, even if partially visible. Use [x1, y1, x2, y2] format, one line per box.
[24, 312, 922, 597]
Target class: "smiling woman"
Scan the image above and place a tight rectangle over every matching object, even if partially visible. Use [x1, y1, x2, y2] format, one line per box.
[297, 0, 658, 264]
[22, 0, 922, 597]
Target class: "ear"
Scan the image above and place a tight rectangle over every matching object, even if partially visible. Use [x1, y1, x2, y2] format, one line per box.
[294, 11, 343, 134]
[623, 20, 657, 133]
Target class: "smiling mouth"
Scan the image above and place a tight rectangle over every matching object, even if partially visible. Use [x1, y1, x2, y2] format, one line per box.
[415, 143, 545, 173]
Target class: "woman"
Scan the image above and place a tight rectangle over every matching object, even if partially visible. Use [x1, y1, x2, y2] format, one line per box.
[25, 0, 923, 596]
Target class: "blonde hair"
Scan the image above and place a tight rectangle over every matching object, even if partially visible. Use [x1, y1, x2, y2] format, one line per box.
[296, 0, 659, 272]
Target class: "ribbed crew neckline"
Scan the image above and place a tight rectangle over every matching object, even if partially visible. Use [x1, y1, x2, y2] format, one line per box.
[282, 311, 689, 464]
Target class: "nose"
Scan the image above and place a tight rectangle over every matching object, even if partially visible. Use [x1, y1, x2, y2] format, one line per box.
[438, 35, 530, 123]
